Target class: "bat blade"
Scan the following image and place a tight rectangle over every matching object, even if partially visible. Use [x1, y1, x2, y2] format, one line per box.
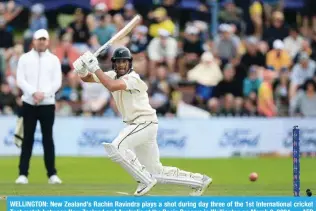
[93, 15, 141, 57]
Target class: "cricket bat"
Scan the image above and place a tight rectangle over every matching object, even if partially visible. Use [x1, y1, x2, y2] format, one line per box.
[93, 15, 141, 57]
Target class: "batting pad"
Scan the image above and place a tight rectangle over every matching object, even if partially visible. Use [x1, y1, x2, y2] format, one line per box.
[154, 166, 204, 188]
[14, 117, 23, 148]
[103, 143, 154, 185]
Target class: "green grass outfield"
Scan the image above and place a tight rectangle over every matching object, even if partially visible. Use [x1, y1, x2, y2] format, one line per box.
[0, 157, 315, 210]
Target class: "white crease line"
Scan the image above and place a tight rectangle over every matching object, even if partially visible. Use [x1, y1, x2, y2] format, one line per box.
[116, 191, 130, 195]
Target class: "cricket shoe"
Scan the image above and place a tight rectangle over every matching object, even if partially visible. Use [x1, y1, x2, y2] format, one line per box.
[134, 179, 157, 196]
[48, 175, 62, 184]
[15, 175, 28, 184]
[189, 175, 212, 196]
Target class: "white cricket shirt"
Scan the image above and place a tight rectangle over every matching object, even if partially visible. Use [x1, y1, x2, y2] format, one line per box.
[16, 49, 62, 105]
[94, 71, 158, 124]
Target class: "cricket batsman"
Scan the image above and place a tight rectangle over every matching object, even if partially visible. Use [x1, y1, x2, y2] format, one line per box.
[73, 47, 212, 196]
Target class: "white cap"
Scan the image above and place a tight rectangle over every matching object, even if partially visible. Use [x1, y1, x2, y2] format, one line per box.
[247, 36, 258, 45]
[136, 25, 148, 34]
[273, 39, 284, 49]
[95, 3, 107, 11]
[158, 28, 170, 37]
[185, 26, 199, 35]
[33, 29, 49, 40]
[31, 3, 44, 14]
[124, 3, 134, 10]
[219, 23, 232, 33]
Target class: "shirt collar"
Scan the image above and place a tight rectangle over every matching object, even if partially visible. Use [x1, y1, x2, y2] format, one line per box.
[31, 48, 49, 56]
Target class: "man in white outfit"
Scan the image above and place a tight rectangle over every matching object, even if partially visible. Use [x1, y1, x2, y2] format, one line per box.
[73, 47, 212, 196]
[15, 29, 62, 185]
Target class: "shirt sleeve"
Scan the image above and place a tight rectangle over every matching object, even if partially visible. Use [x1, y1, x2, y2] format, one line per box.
[290, 65, 300, 86]
[259, 83, 271, 101]
[121, 74, 147, 91]
[166, 39, 178, 58]
[92, 71, 116, 83]
[289, 90, 303, 116]
[147, 39, 161, 61]
[16, 56, 37, 96]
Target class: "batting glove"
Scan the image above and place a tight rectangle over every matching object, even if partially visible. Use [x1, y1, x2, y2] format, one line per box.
[81, 51, 101, 73]
[73, 56, 89, 77]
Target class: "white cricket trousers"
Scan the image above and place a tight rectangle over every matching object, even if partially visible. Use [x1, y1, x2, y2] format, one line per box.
[111, 122, 163, 174]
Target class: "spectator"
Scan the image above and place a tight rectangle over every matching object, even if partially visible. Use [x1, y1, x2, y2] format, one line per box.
[149, 65, 171, 116]
[218, 93, 235, 116]
[112, 14, 130, 47]
[263, 11, 289, 47]
[243, 66, 262, 97]
[29, 4, 47, 31]
[113, 13, 125, 32]
[129, 25, 149, 54]
[249, 0, 264, 37]
[55, 97, 73, 116]
[67, 8, 91, 53]
[207, 98, 220, 116]
[123, 3, 137, 23]
[92, 14, 116, 46]
[290, 53, 316, 98]
[23, 3, 47, 51]
[7, 44, 24, 95]
[213, 24, 238, 65]
[240, 36, 266, 70]
[213, 63, 243, 99]
[148, 7, 175, 38]
[230, 56, 248, 88]
[273, 68, 290, 116]
[53, 33, 80, 75]
[243, 97, 259, 116]
[290, 79, 316, 117]
[187, 52, 223, 104]
[147, 29, 177, 75]
[0, 81, 16, 114]
[86, 2, 108, 32]
[8, 44, 24, 76]
[234, 97, 245, 116]
[1, 0, 23, 30]
[81, 82, 111, 116]
[293, 39, 316, 63]
[0, 17, 14, 49]
[179, 25, 204, 76]
[193, 20, 209, 43]
[56, 76, 74, 102]
[301, 0, 316, 29]
[266, 39, 291, 73]
[283, 26, 304, 59]
[219, 0, 244, 34]
[128, 25, 149, 78]
[257, 70, 277, 117]
[62, 72, 82, 114]
[262, 0, 284, 25]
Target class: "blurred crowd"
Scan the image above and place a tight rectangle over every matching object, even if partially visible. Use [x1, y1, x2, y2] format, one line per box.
[1, 0, 316, 118]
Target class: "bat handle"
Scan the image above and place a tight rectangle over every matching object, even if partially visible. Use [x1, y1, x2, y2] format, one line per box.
[93, 44, 111, 57]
